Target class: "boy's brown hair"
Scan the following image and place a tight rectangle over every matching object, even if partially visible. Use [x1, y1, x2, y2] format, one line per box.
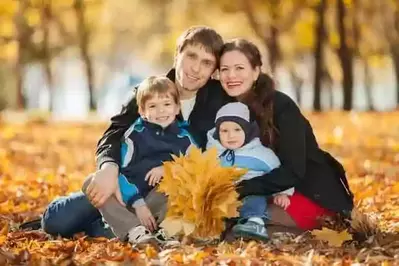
[175, 26, 224, 63]
[136, 76, 179, 112]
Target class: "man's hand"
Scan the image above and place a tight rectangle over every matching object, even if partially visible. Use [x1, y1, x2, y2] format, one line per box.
[86, 163, 124, 208]
[135, 204, 157, 232]
[145, 166, 164, 187]
[273, 194, 291, 210]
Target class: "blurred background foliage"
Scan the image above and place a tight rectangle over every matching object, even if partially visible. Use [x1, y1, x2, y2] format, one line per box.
[0, 0, 398, 117]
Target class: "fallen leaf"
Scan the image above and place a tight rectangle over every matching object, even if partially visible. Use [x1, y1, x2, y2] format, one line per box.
[145, 245, 158, 259]
[311, 227, 353, 247]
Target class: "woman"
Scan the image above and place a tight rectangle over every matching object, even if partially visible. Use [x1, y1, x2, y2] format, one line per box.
[218, 38, 354, 231]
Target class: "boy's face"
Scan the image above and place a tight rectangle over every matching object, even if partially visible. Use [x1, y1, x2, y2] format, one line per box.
[139, 93, 180, 128]
[174, 44, 217, 97]
[219, 121, 245, 150]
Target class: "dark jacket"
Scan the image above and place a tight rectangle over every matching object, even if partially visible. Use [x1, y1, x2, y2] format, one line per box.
[237, 90, 354, 213]
[118, 118, 195, 206]
[95, 69, 230, 169]
[96, 71, 353, 213]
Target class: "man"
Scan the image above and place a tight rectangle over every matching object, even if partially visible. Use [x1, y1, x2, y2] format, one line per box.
[37, 26, 230, 238]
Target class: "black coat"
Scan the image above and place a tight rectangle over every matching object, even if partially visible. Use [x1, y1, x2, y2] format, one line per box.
[95, 70, 354, 214]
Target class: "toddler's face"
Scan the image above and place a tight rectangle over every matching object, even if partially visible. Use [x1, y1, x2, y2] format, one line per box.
[140, 93, 180, 128]
[219, 121, 245, 150]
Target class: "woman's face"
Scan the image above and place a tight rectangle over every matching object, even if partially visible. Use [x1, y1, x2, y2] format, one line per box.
[219, 50, 260, 97]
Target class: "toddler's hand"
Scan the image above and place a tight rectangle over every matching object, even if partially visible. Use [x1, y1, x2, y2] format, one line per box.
[134, 204, 157, 232]
[273, 194, 291, 210]
[145, 166, 164, 186]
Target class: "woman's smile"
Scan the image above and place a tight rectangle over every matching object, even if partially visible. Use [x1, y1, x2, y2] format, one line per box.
[226, 80, 243, 88]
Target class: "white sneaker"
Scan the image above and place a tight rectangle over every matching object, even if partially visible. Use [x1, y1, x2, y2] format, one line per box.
[154, 228, 180, 247]
[127, 225, 156, 245]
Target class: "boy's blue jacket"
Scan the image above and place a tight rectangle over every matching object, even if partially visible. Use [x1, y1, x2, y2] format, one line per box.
[206, 128, 294, 195]
[119, 117, 195, 206]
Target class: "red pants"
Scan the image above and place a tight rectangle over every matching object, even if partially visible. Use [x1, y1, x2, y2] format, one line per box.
[285, 192, 334, 230]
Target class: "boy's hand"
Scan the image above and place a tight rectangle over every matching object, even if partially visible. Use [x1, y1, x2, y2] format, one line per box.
[145, 166, 164, 186]
[86, 163, 124, 208]
[273, 194, 291, 210]
[135, 204, 157, 232]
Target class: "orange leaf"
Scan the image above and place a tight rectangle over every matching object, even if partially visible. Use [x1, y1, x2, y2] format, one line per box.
[311, 227, 353, 247]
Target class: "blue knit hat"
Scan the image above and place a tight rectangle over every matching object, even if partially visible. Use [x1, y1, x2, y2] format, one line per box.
[213, 102, 259, 145]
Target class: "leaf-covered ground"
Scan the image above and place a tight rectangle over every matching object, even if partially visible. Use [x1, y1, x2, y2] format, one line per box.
[0, 112, 398, 265]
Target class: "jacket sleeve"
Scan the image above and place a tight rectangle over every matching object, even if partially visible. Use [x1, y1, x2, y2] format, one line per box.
[275, 187, 295, 196]
[95, 92, 140, 169]
[118, 174, 145, 207]
[237, 102, 307, 198]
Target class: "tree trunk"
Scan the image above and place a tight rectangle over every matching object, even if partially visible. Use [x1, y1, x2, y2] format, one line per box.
[41, 2, 53, 111]
[364, 62, 373, 109]
[313, 0, 327, 111]
[322, 68, 334, 109]
[14, 0, 29, 109]
[328, 82, 334, 109]
[337, 0, 354, 111]
[266, 26, 280, 74]
[74, 0, 96, 111]
[363, 59, 374, 111]
[15, 43, 25, 110]
[290, 69, 303, 106]
[393, 47, 399, 107]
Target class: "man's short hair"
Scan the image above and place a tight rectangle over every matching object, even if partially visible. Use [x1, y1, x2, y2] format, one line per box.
[176, 26, 223, 62]
[136, 76, 179, 111]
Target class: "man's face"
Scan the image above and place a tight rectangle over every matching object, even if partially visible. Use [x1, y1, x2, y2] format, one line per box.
[174, 44, 217, 97]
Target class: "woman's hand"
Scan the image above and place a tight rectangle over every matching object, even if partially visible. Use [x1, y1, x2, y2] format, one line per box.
[86, 163, 124, 208]
[273, 194, 291, 210]
[145, 166, 164, 186]
[135, 204, 157, 232]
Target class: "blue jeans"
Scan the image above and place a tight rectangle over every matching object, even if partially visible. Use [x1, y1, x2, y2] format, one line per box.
[240, 195, 269, 220]
[41, 191, 115, 238]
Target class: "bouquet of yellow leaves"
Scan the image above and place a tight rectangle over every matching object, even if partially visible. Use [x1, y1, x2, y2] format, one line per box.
[157, 146, 247, 240]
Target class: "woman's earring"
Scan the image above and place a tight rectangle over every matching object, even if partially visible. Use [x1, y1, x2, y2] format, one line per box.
[252, 81, 256, 90]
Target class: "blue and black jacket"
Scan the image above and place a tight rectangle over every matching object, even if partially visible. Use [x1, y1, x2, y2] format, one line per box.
[118, 117, 195, 207]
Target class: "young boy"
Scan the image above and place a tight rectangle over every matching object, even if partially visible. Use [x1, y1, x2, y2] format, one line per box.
[115, 76, 195, 244]
[206, 102, 294, 241]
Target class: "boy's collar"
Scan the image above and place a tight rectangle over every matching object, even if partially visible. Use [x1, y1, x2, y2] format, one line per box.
[139, 117, 181, 134]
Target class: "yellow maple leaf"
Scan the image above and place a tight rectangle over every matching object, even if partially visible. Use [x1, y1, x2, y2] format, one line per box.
[160, 218, 195, 236]
[0, 221, 9, 236]
[0, 235, 7, 245]
[311, 227, 353, 247]
[158, 146, 246, 240]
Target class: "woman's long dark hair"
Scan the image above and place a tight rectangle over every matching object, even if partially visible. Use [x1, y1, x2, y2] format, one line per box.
[219, 39, 278, 148]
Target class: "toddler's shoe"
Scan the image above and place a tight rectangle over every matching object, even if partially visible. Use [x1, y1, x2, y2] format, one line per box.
[127, 225, 156, 245]
[232, 218, 269, 242]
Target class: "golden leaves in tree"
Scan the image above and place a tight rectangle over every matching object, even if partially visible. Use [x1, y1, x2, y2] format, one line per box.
[158, 146, 247, 240]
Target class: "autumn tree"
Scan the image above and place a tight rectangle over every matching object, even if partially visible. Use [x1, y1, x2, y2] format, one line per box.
[313, 0, 327, 111]
[14, 0, 30, 109]
[351, 0, 374, 110]
[336, 0, 354, 111]
[74, 0, 96, 111]
[381, 2, 399, 106]
[40, 0, 54, 111]
[240, 0, 306, 73]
